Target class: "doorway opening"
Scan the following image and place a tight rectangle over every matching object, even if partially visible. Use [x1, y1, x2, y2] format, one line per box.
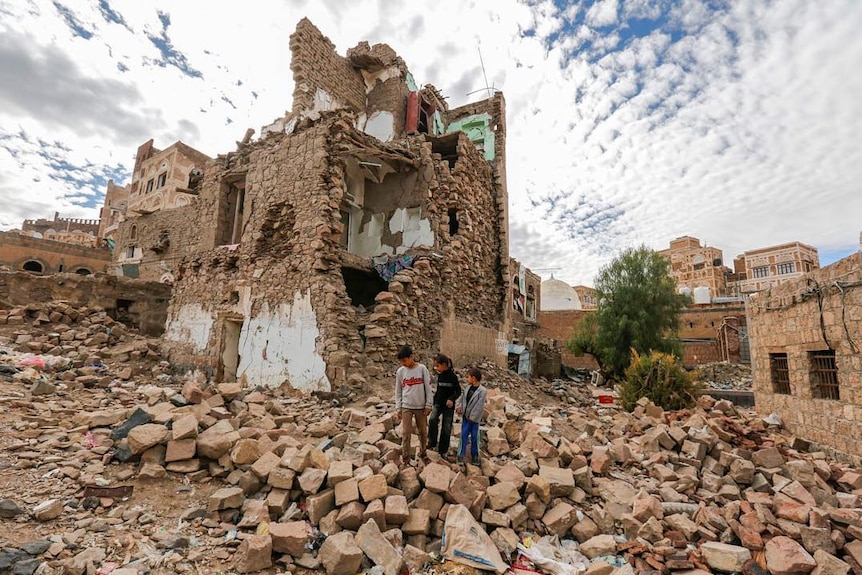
[219, 318, 243, 383]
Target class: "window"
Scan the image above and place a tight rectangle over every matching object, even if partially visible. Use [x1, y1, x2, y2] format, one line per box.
[809, 350, 839, 400]
[130, 224, 137, 240]
[777, 262, 795, 275]
[448, 208, 459, 235]
[126, 245, 136, 259]
[770, 353, 790, 394]
[145, 179, 154, 193]
[157, 173, 167, 188]
[752, 266, 769, 278]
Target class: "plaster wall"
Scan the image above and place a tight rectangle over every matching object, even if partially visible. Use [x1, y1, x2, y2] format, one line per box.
[235, 292, 330, 392]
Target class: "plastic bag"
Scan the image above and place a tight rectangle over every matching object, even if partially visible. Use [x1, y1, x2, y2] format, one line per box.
[516, 536, 589, 575]
[441, 504, 507, 574]
[17, 355, 46, 370]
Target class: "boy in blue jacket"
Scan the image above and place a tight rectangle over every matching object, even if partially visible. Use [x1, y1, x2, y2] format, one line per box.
[456, 367, 487, 465]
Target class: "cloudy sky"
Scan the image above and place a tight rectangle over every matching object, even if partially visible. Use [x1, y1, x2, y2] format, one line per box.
[1, 0, 860, 286]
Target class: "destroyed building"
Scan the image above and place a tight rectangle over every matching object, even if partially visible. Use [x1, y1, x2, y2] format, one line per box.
[152, 19, 511, 392]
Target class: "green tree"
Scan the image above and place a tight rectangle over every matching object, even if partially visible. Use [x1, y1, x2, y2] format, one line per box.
[567, 245, 685, 380]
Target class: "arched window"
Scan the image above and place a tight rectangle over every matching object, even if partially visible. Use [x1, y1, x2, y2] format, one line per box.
[130, 224, 138, 240]
[23, 260, 43, 273]
[74, 267, 93, 275]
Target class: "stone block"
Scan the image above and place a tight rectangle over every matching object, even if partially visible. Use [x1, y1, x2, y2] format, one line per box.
[402, 508, 431, 535]
[234, 534, 272, 573]
[384, 495, 410, 525]
[270, 521, 310, 556]
[359, 474, 388, 502]
[356, 519, 403, 575]
[319, 531, 363, 575]
[700, 542, 751, 573]
[542, 502, 576, 536]
[486, 482, 520, 510]
[208, 487, 244, 511]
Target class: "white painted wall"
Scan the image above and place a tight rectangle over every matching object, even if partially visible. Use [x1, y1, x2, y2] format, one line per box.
[350, 211, 388, 257]
[363, 111, 395, 142]
[165, 304, 214, 351]
[390, 207, 434, 254]
[236, 291, 331, 392]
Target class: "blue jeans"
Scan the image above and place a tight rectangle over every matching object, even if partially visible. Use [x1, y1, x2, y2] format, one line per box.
[459, 419, 480, 460]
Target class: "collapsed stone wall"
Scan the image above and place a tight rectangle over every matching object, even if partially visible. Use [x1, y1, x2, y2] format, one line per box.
[750, 253, 862, 457]
[0, 270, 170, 335]
[289, 18, 366, 116]
[114, 206, 202, 283]
[163, 112, 507, 391]
[447, 94, 510, 310]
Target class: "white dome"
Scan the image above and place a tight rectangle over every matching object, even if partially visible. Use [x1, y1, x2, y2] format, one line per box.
[541, 276, 583, 311]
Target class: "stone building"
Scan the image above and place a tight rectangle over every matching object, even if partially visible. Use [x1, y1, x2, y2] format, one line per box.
[573, 285, 597, 309]
[749, 251, 862, 458]
[730, 241, 819, 297]
[97, 179, 130, 242]
[0, 231, 111, 275]
[658, 236, 730, 300]
[157, 19, 511, 392]
[17, 212, 100, 247]
[113, 140, 212, 282]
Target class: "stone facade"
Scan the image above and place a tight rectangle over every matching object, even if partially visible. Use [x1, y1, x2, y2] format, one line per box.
[750, 252, 862, 458]
[112, 206, 201, 284]
[112, 140, 212, 282]
[0, 270, 170, 335]
[658, 236, 730, 300]
[18, 212, 100, 247]
[573, 285, 597, 309]
[0, 231, 111, 275]
[731, 241, 820, 296]
[159, 20, 510, 393]
[98, 179, 130, 241]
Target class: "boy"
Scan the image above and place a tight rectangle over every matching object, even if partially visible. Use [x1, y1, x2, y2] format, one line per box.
[394, 345, 432, 462]
[456, 367, 487, 465]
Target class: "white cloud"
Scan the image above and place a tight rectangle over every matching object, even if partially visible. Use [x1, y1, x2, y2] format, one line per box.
[0, 0, 860, 287]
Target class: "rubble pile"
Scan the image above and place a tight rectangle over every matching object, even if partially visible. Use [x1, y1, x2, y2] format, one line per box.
[3, 351, 862, 575]
[0, 302, 163, 393]
[468, 359, 594, 407]
[693, 362, 753, 391]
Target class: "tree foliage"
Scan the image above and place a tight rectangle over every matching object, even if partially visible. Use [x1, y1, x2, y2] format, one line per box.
[567, 245, 686, 380]
[619, 349, 701, 411]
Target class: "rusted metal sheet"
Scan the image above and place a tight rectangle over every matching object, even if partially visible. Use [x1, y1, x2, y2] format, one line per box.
[82, 484, 134, 499]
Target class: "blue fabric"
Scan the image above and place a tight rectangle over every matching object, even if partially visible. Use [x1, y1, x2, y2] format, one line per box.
[459, 419, 480, 459]
[373, 255, 416, 282]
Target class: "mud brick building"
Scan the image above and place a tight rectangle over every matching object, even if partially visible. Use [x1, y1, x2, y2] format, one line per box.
[0, 231, 111, 275]
[750, 251, 862, 458]
[158, 19, 511, 392]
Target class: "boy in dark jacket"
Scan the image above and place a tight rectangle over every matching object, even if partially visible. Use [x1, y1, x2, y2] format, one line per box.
[427, 354, 461, 457]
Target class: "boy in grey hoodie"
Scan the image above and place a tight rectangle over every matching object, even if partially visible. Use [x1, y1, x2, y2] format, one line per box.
[394, 345, 432, 461]
[456, 367, 487, 465]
